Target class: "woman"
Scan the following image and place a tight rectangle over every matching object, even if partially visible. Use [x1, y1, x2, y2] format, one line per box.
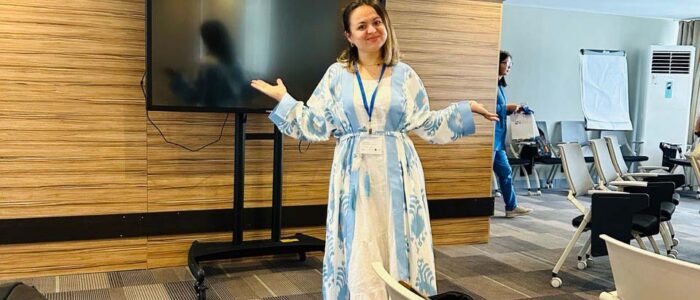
[494, 50, 533, 218]
[252, 1, 497, 298]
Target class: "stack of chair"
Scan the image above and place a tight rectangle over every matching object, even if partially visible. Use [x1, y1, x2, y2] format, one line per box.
[602, 137, 682, 257]
[549, 143, 668, 288]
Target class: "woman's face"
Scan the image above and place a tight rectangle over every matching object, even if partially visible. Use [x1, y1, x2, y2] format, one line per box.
[345, 5, 387, 55]
[499, 57, 512, 77]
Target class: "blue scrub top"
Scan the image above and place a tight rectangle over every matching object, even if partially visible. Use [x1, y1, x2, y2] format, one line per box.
[494, 85, 507, 151]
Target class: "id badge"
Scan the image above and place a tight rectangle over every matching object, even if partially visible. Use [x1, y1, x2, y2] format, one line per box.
[359, 136, 384, 155]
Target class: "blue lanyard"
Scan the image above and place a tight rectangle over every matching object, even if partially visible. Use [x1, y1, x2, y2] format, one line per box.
[354, 63, 387, 123]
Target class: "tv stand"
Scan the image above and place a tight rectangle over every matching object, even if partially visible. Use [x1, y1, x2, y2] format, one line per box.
[187, 112, 325, 300]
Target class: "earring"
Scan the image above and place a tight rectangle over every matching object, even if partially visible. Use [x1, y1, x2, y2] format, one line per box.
[350, 43, 354, 48]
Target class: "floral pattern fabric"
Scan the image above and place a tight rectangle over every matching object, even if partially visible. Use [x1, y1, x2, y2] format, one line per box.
[269, 62, 476, 299]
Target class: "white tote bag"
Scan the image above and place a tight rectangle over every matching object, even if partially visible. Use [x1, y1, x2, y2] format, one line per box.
[509, 113, 539, 141]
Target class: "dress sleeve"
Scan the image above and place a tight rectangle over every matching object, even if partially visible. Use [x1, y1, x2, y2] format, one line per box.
[268, 65, 337, 142]
[405, 67, 476, 144]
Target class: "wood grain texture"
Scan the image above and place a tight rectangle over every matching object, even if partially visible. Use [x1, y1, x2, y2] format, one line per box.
[431, 217, 490, 245]
[389, 0, 502, 199]
[146, 217, 488, 268]
[0, 0, 146, 219]
[0, 238, 147, 281]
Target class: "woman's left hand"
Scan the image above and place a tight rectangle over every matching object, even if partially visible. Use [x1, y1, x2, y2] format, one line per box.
[469, 101, 499, 122]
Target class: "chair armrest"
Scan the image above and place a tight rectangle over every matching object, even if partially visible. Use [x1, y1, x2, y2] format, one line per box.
[587, 190, 629, 195]
[622, 144, 636, 155]
[599, 291, 620, 300]
[638, 166, 669, 171]
[548, 143, 560, 157]
[630, 141, 643, 155]
[610, 180, 648, 187]
[508, 144, 520, 159]
[683, 153, 700, 160]
[624, 172, 658, 178]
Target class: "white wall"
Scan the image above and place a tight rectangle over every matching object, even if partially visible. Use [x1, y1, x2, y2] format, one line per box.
[500, 5, 679, 141]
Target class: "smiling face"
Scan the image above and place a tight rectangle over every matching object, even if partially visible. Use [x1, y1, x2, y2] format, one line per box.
[344, 4, 388, 55]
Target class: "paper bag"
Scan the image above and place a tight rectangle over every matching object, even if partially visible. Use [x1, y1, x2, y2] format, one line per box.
[509, 113, 538, 141]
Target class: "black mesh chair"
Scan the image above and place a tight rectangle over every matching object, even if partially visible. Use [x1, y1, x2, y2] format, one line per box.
[530, 121, 562, 189]
[659, 142, 692, 172]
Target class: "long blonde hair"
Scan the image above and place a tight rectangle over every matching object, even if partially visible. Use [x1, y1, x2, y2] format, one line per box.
[337, 0, 400, 71]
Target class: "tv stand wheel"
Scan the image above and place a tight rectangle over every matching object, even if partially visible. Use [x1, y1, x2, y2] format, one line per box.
[194, 269, 207, 300]
[299, 252, 307, 262]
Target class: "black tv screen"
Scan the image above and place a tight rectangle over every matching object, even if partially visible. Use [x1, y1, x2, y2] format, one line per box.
[146, 0, 358, 113]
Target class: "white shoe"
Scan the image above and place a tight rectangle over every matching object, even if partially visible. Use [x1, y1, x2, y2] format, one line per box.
[506, 206, 533, 218]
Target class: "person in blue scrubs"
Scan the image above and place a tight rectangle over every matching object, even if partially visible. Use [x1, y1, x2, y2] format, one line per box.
[494, 51, 533, 218]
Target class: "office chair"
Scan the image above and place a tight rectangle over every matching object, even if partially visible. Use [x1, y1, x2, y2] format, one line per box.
[550, 143, 664, 288]
[599, 234, 700, 300]
[590, 139, 678, 258]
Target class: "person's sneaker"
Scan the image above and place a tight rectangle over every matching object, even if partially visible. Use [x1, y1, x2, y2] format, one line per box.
[505, 206, 533, 218]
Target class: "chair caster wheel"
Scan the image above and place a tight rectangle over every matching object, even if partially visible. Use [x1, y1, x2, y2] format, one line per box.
[672, 238, 680, 247]
[577, 261, 587, 270]
[669, 249, 679, 256]
[536, 191, 542, 196]
[528, 191, 536, 196]
[668, 253, 677, 259]
[495, 192, 502, 198]
[551, 277, 562, 288]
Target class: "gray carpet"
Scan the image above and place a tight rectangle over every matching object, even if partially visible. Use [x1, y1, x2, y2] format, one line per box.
[5, 189, 700, 299]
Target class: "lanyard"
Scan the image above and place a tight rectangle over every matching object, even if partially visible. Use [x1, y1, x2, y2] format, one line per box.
[354, 63, 387, 128]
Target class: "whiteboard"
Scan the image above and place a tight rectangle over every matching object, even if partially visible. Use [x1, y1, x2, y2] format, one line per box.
[579, 50, 633, 130]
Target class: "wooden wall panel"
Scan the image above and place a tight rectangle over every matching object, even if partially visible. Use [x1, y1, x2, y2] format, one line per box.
[146, 111, 236, 211]
[0, 238, 147, 281]
[146, 112, 337, 211]
[389, 0, 502, 199]
[431, 217, 490, 245]
[0, 0, 146, 219]
[146, 218, 488, 269]
[0, 0, 148, 279]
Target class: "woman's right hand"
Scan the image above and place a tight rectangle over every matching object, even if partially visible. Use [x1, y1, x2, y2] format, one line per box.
[251, 78, 287, 102]
[469, 100, 499, 122]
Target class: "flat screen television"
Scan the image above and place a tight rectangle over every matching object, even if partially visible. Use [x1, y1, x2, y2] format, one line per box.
[146, 0, 370, 113]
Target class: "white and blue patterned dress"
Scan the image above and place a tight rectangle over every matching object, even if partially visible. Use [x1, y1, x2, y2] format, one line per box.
[269, 62, 476, 299]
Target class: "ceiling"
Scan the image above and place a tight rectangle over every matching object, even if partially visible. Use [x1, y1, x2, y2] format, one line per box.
[503, 0, 700, 20]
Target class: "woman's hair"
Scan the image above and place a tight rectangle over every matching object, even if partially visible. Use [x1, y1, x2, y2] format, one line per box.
[201, 20, 233, 65]
[337, 0, 399, 71]
[498, 50, 511, 87]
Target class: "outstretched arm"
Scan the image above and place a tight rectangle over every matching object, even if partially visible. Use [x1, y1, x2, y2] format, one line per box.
[252, 66, 337, 142]
[405, 69, 497, 144]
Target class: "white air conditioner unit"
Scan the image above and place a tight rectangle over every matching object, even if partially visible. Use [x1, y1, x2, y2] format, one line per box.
[635, 45, 696, 166]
